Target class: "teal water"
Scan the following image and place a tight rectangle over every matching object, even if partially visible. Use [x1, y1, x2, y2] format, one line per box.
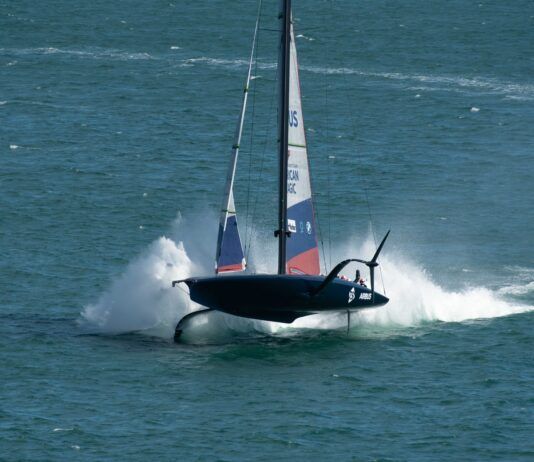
[2, 0, 533, 460]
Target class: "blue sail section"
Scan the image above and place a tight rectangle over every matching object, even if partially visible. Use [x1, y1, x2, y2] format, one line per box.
[216, 214, 245, 273]
[286, 199, 317, 260]
[286, 198, 320, 275]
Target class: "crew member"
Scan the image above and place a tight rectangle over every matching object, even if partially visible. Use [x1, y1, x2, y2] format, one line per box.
[355, 269, 367, 287]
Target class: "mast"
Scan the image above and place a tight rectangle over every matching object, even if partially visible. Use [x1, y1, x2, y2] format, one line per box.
[276, 0, 291, 274]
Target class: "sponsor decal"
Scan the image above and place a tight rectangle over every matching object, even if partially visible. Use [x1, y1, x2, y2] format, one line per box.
[288, 168, 298, 194]
[288, 219, 297, 233]
[348, 287, 355, 303]
[306, 221, 312, 234]
[289, 110, 299, 127]
[359, 293, 372, 300]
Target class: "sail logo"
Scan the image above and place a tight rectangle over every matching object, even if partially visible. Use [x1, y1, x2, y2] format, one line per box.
[288, 169, 299, 181]
[348, 287, 355, 303]
[288, 168, 299, 194]
[289, 110, 299, 127]
[288, 219, 297, 233]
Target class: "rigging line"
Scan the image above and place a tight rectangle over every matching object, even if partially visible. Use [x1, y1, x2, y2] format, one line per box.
[327, 154, 333, 271]
[243, 0, 263, 254]
[325, 0, 386, 293]
[340, 75, 387, 293]
[244, 72, 278, 260]
[322, 0, 335, 274]
[313, 191, 328, 275]
[324, 63, 333, 272]
[315, 49, 329, 274]
[364, 191, 386, 295]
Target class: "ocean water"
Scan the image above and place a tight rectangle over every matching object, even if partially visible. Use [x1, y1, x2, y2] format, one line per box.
[1, 0, 533, 460]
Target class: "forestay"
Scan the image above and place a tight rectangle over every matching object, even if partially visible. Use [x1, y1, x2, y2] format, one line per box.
[215, 13, 260, 274]
[285, 23, 320, 275]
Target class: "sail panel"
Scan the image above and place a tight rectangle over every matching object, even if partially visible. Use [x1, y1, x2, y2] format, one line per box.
[216, 212, 246, 273]
[215, 144, 247, 272]
[216, 170, 246, 273]
[285, 23, 320, 275]
[286, 197, 320, 274]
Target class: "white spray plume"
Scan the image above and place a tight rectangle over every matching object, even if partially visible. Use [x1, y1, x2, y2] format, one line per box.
[80, 236, 195, 337]
[80, 213, 533, 341]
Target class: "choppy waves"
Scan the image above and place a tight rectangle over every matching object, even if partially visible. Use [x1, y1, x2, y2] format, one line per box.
[1, 46, 153, 61]
[179, 55, 534, 101]
[4, 44, 533, 100]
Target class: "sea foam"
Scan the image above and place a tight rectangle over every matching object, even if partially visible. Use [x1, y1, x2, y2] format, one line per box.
[80, 214, 533, 341]
[177, 54, 534, 101]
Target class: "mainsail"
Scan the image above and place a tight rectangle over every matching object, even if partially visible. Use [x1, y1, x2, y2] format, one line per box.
[285, 23, 320, 275]
[215, 14, 260, 273]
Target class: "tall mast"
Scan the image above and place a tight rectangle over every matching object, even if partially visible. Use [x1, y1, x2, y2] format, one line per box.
[276, 0, 291, 274]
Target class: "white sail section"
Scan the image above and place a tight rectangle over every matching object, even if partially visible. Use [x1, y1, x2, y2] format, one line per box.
[285, 23, 320, 275]
[215, 13, 260, 273]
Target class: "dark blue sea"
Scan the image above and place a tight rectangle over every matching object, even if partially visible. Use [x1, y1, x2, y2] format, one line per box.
[2, 0, 533, 460]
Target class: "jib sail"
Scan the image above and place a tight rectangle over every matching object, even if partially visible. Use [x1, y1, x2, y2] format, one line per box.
[215, 12, 260, 274]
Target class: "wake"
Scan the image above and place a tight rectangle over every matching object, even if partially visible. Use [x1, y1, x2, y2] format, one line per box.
[80, 215, 533, 340]
[5, 45, 532, 100]
[183, 56, 534, 101]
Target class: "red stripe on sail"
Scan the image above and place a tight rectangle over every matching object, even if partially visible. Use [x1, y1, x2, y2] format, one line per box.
[287, 247, 320, 275]
[216, 262, 245, 274]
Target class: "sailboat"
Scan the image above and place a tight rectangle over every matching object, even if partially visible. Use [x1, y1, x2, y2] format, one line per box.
[172, 0, 390, 339]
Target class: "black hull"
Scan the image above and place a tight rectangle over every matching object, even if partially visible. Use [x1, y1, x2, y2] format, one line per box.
[183, 274, 389, 323]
